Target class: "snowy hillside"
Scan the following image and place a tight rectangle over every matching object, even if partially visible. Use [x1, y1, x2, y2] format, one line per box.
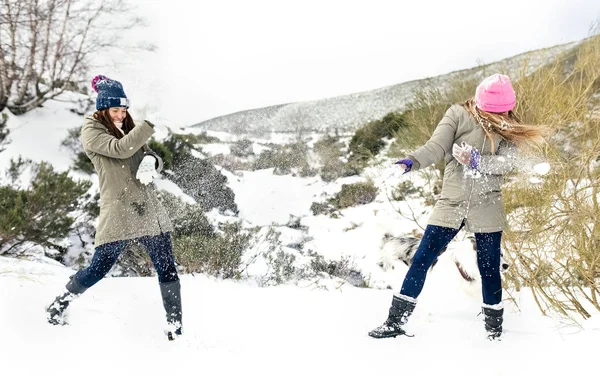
[191, 41, 579, 135]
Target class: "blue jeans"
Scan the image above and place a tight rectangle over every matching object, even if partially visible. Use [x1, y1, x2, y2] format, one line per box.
[399, 224, 503, 305]
[75, 232, 179, 288]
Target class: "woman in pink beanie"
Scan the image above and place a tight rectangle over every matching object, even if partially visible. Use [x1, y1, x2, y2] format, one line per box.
[369, 73, 545, 341]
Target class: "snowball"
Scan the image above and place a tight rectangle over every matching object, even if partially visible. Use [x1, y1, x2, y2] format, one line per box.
[533, 162, 551, 175]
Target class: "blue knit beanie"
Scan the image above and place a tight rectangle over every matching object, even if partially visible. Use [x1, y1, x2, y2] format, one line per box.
[91, 75, 130, 110]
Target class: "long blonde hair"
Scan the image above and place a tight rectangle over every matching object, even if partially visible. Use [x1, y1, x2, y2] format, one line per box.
[461, 98, 546, 150]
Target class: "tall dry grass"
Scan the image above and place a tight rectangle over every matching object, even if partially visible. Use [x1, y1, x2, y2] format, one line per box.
[502, 33, 600, 320]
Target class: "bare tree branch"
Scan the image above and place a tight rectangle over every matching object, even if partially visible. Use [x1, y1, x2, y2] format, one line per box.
[50, 0, 71, 85]
[35, 0, 56, 96]
[15, 0, 40, 103]
[1, 0, 150, 114]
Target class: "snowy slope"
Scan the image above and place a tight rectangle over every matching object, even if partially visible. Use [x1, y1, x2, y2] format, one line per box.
[191, 41, 579, 135]
[0, 96, 83, 174]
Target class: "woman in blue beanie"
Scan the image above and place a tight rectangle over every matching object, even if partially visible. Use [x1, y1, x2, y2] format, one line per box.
[46, 75, 183, 341]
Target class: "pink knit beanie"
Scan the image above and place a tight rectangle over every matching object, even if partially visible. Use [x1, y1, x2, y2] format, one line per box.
[475, 74, 516, 113]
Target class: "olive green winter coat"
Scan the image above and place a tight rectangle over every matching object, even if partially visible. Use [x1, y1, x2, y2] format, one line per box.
[407, 104, 518, 233]
[81, 116, 173, 246]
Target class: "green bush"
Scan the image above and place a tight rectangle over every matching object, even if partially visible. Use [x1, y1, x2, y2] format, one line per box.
[82, 192, 100, 219]
[309, 252, 352, 279]
[162, 134, 197, 165]
[330, 181, 378, 209]
[252, 142, 309, 175]
[0, 160, 91, 259]
[162, 133, 219, 165]
[349, 112, 408, 163]
[313, 134, 343, 156]
[230, 139, 254, 158]
[263, 249, 297, 285]
[112, 192, 216, 277]
[298, 165, 319, 178]
[115, 242, 155, 277]
[148, 139, 173, 170]
[391, 181, 420, 201]
[73, 152, 95, 174]
[61, 127, 95, 174]
[190, 132, 221, 144]
[210, 153, 251, 172]
[310, 201, 332, 216]
[172, 154, 238, 214]
[320, 161, 343, 182]
[255, 228, 299, 286]
[159, 132, 238, 214]
[172, 222, 251, 279]
[159, 133, 237, 213]
[313, 135, 354, 181]
[157, 191, 214, 237]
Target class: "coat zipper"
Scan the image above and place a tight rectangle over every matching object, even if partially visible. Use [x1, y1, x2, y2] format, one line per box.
[464, 137, 486, 221]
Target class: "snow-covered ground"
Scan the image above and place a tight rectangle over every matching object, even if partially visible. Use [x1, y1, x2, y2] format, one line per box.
[1, 255, 597, 376]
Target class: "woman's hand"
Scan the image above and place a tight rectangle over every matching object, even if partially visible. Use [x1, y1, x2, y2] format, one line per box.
[453, 142, 481, 169]
[452, 142, 472, 165]
[394, 159, 413, 174]
[137, 155, 158, 184]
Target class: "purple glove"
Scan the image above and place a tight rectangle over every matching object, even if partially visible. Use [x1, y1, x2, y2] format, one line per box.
[394, 159, 413, 174]
[470, 148, 481, 170]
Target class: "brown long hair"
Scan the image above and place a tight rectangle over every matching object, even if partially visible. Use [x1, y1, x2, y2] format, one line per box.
[461, 98, 546, 150]
[93, 109, 136, 139]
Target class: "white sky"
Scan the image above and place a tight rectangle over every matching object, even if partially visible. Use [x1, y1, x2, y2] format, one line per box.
[101, 0, 600, 127]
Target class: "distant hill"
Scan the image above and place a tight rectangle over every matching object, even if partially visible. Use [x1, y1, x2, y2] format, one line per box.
[191, 40, 579, 135]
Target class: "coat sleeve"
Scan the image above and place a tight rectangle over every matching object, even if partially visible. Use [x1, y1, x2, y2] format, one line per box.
[81, 120, 155, 159]
[407, 105, 459, 171]
[476, 139, 519, 175]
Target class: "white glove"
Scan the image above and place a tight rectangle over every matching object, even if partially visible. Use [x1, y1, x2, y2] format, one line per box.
[136, 155, 158, 185]
[452, 142, 473, 166]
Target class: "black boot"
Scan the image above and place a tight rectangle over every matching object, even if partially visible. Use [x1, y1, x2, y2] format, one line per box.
[368, 294, 416, 339]
[160, 280, 183, 340]
[482, 306, 503, 340]
[46, 275, 88, 325]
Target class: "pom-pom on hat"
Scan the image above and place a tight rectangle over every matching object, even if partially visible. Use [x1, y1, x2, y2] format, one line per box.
[91, 75, 129, 111]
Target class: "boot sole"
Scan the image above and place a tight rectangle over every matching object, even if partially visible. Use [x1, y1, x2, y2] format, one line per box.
[368, 331, 407, 339]
[46, 311, 67, 326]
[166, 329, 183, 341]
[47, 319, 67, 326]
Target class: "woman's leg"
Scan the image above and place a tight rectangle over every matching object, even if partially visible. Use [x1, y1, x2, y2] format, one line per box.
[138, 232, 182, 339]
[474, 231, 503, 340]
[474, 232, 503, 305]
[399, 224, 461, 299]
[138, 232, 179, 283]
[74, 240, 128, 288]
[47, 240, 127, 325]
[369, 224, 461, 338]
